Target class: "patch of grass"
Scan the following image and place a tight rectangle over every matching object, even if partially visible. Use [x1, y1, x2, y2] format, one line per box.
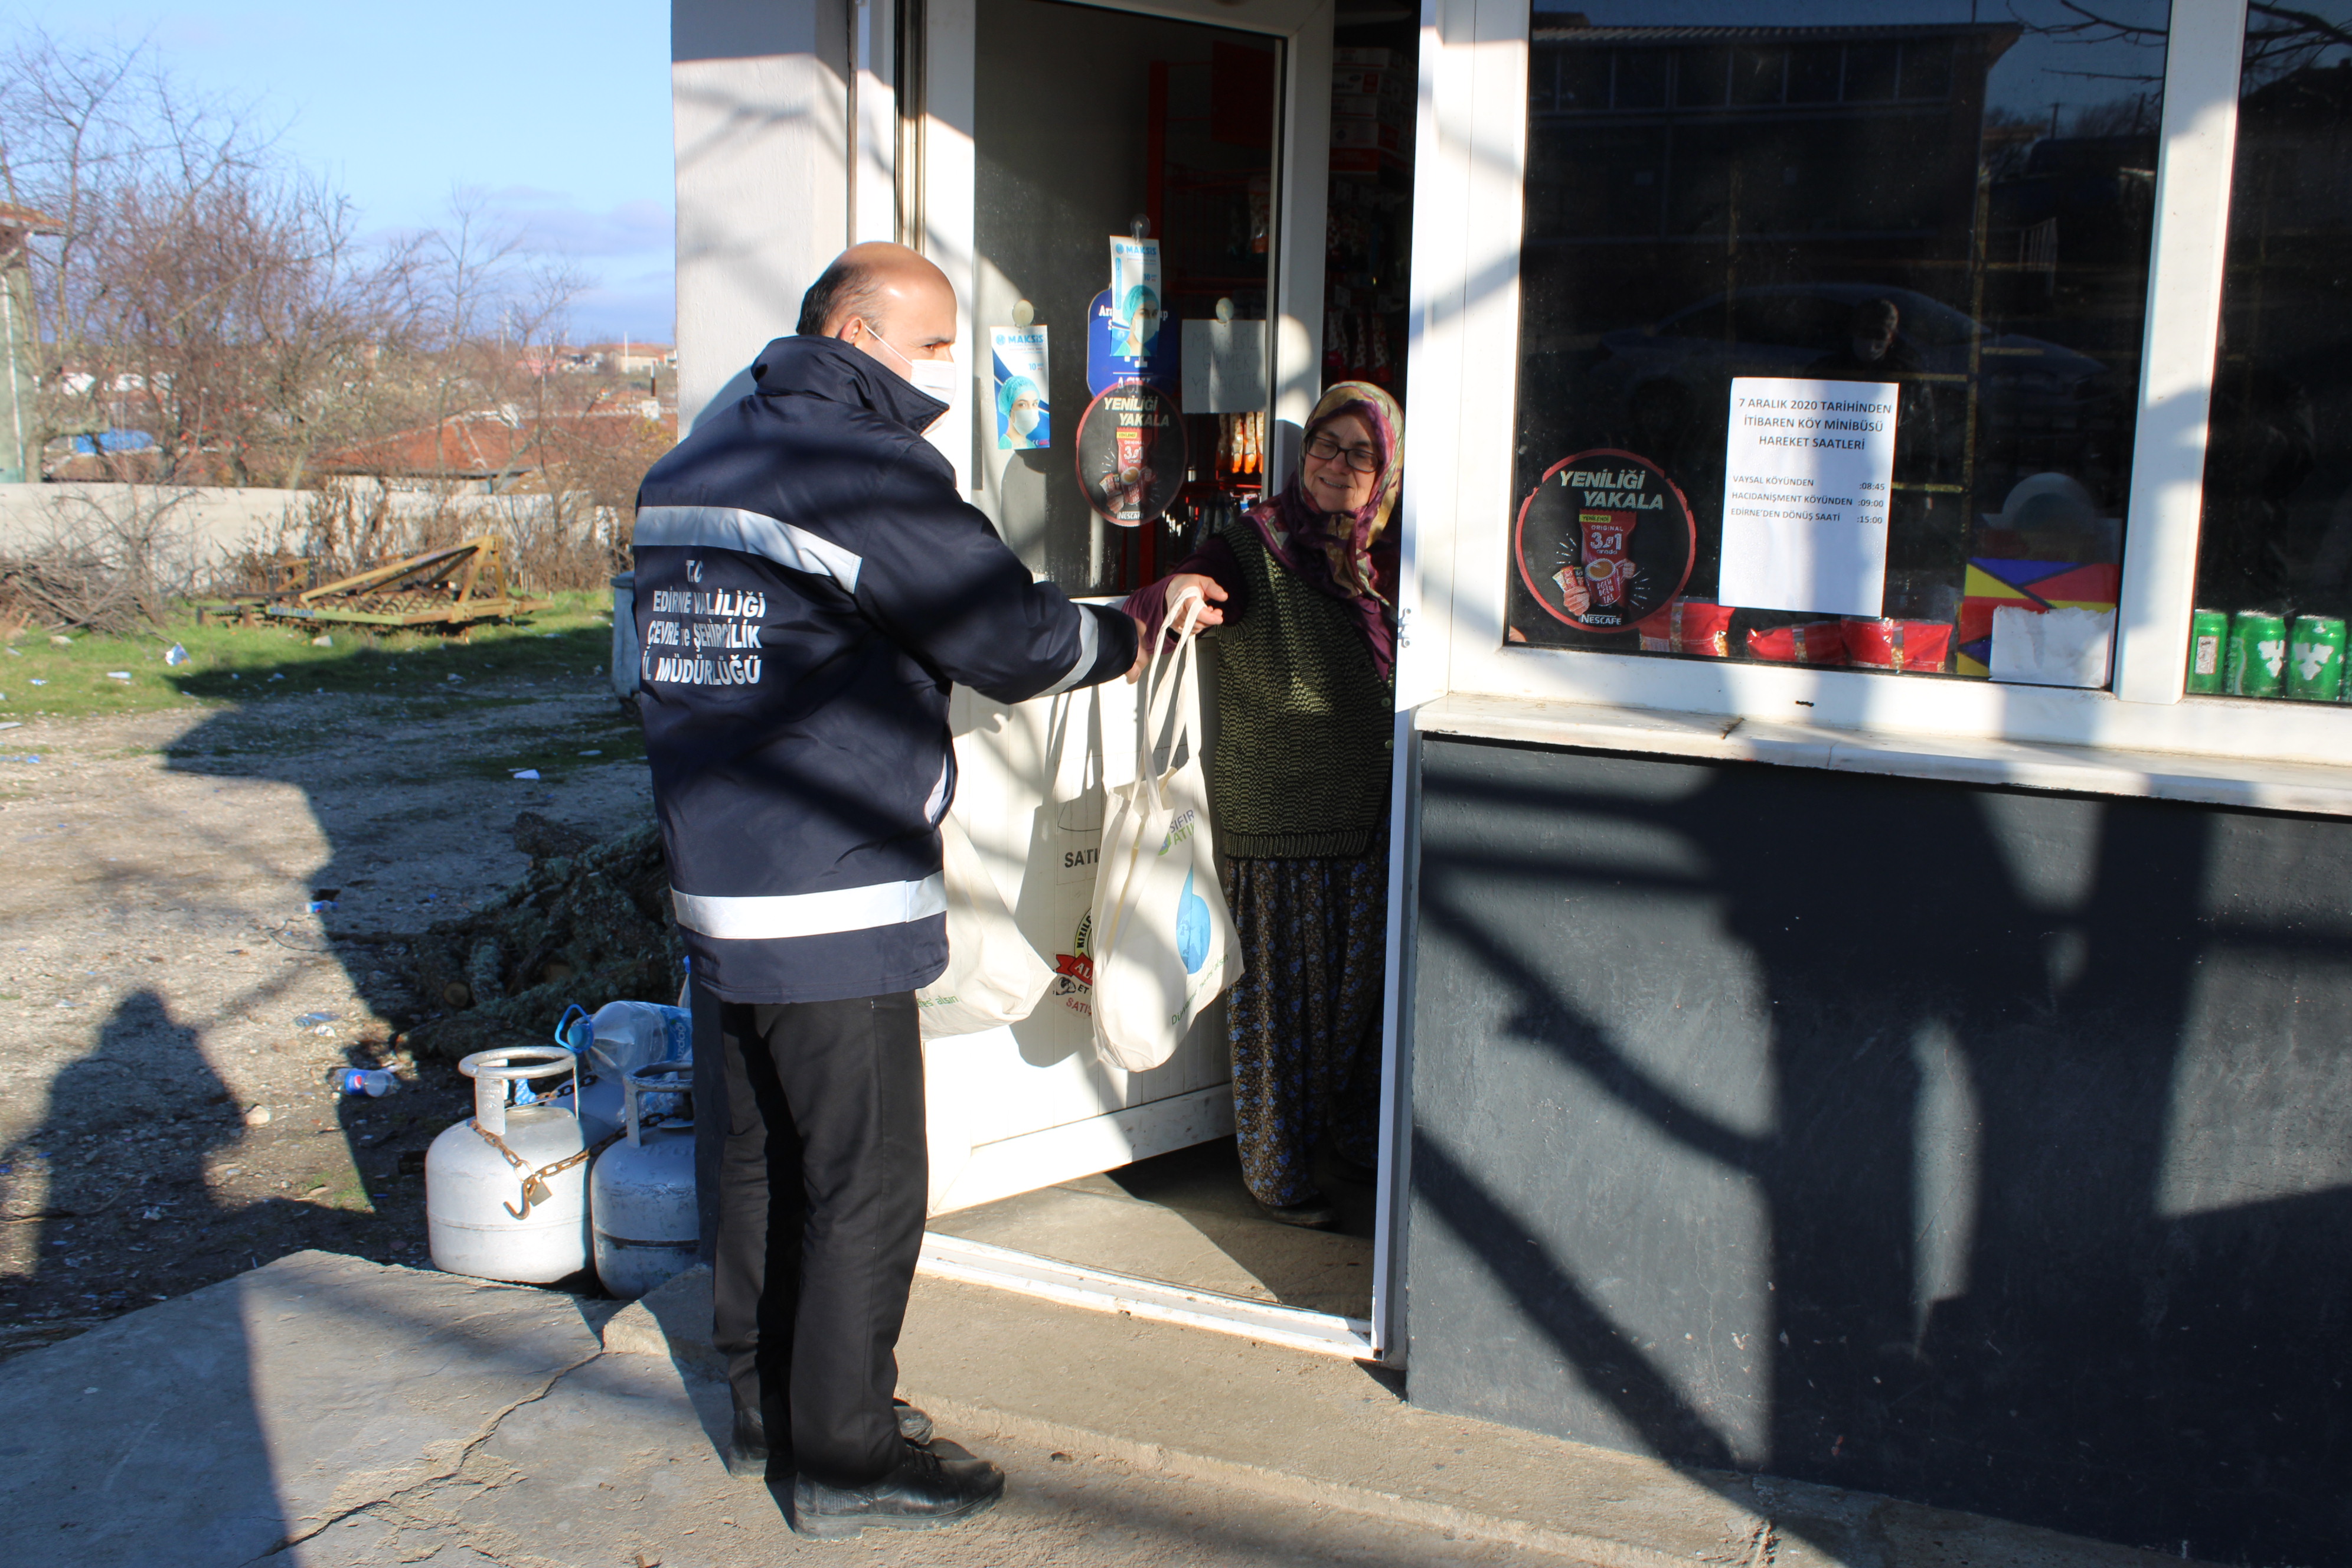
[330, 1172, 374, 1214]
[0, 590, 618, 723]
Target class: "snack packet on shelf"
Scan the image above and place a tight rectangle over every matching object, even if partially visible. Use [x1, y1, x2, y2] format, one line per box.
[1745, 620, 1850, 666]
[1844, 619, 1953, 674]
[1633, 599, 1734, 657]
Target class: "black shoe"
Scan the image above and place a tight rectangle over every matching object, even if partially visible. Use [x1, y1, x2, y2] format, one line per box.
[732, 1400, 932, 1476]
[726, 1406, 771, 1479]
[790, 1442, 1006, 1540]
[1259, 1193, 1342, 1229]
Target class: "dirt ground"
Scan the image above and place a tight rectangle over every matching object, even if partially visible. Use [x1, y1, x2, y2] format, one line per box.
[0, 662, 656, 1357]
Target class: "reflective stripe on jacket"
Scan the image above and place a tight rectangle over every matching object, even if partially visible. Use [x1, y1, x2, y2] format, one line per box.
[634, 334, 1136, 1003]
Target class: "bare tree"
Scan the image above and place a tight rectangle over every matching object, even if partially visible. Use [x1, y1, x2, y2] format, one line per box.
[0, 31, 427, 486]
[2016, 1, 2352, 90]
[0, 28, 671, 590]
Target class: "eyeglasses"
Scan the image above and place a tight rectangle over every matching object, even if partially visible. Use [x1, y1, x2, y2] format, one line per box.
[1304, 431, 1381, 473]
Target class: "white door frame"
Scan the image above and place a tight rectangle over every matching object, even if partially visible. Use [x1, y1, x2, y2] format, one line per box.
[901, 0, 1407, 1363]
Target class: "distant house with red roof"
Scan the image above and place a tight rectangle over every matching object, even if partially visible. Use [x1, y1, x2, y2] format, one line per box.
[315, 407, 675, 493]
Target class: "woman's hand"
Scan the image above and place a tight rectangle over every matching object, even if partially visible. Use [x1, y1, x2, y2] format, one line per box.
[1163, 573, 1229, 629]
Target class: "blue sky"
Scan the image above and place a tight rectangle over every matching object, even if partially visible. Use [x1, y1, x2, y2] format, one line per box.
[3, 2, 678, 343]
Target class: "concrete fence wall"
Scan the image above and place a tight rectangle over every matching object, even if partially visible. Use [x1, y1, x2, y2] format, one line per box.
[0, 482, 582, 581]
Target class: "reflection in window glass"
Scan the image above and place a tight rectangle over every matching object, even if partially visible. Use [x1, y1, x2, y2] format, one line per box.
[1505, 5, 2168, 687]
[2191, 6, 2352, 703]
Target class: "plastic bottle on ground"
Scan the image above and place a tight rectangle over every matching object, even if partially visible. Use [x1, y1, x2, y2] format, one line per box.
[326, 1067, 398, 1097]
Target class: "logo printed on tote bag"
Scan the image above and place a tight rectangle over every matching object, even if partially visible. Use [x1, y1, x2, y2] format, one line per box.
[1158, 809, 1198, 857]
[1176, 868, 1211, 974]
[1053, 911, 1095, 1015]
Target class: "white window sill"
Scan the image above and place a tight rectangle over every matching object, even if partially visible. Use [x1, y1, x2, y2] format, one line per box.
[1413, 691, 2352, 818]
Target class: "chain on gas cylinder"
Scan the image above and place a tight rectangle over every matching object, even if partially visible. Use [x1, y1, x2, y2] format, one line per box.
[471, 1119, 612, 1218]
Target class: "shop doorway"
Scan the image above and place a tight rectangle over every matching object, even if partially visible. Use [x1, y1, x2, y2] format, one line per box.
[912, 0, 1415, 1352]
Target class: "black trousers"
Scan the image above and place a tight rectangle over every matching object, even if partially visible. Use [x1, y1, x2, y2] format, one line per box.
[707, 989, 927, 1485]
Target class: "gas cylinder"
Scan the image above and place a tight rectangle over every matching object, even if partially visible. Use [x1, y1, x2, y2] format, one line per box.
[590, 1061, 698, 1299]
[427, 1045, 593, 1283]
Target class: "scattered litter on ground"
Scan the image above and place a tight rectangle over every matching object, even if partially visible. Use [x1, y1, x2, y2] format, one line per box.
[311, 635, 333, 647]
[294, 1011, 341, 1027]
[0, 723, 18, 731]
[48, 636, 71, 648]
[512, 769, 541, 780]
[163, 644, 189, 667]
[105, 672, 130, 681]
[306, 899, 337, 913]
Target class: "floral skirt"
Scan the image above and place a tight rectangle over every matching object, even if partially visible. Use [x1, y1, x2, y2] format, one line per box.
[1220, 839, 1388, 1208]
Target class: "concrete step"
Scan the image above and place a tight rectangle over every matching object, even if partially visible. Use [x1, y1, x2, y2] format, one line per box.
[613, 1260, 2198, 1568]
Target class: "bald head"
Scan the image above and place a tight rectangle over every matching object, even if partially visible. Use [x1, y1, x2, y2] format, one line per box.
[796, 243, 958, 380]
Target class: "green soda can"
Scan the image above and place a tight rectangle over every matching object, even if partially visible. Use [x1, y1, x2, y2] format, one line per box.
[2186, 609, 2227, 695]
[2226, 611, 2288, 698]
[2288, 616, 2347, 701]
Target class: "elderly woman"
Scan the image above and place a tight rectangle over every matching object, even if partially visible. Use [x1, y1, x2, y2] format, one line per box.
[1126, 381, 1403, 1229]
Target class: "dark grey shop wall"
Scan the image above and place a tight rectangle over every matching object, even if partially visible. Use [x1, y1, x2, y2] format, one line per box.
[1406, 736, 2352, 1567]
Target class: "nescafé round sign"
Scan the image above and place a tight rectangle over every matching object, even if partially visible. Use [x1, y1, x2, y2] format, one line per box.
[1513, 448, 1697, 632]
[1077, 381, 1187, 528]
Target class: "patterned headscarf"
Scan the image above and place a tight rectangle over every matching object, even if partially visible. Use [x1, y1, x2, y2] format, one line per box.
[1264, 381, 1405, 602]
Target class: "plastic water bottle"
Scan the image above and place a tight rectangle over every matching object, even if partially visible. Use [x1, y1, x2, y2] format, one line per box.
[328, 1067, 398, 1097]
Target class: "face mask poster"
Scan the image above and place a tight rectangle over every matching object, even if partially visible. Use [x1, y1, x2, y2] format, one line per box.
[992, 326, 1050, 450]
[1716, 377, 1897, 619]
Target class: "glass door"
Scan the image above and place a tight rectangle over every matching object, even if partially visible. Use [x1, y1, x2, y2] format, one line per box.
[971, 0, 1286, 597]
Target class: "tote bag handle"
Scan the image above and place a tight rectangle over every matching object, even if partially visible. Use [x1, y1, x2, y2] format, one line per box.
[1132, 594, 1206, 808]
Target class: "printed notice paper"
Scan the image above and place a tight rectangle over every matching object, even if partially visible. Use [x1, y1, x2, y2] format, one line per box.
[1717, 377, 1897, 618]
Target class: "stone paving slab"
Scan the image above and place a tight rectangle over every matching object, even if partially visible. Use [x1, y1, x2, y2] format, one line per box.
[0, 1250, 601, 1566]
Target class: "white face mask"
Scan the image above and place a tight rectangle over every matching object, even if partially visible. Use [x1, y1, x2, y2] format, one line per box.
[865, 326, 960, 402]
[1009, 402, 1041, 436]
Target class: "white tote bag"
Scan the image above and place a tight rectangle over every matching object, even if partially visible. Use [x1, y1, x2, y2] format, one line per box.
[1089, 605, 1240, 1072]
[915, 810, 1055, 1039]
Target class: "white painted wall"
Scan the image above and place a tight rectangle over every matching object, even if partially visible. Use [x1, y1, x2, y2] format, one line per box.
[672, 0, 852, 430]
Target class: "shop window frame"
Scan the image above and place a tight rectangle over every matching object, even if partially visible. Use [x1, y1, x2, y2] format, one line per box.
[1392, 0, 2352, 769]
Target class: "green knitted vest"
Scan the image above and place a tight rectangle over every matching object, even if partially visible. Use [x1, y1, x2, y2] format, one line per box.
[1207, 522, 1394, 860]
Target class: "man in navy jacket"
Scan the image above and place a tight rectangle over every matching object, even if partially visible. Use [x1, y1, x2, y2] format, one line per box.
[633, 241, 1141, 1538]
